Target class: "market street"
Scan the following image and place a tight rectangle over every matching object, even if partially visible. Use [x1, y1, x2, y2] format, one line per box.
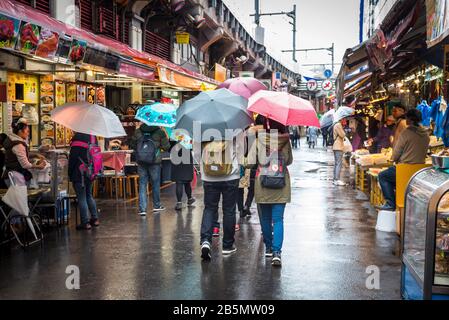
[0, 139, 401, 300]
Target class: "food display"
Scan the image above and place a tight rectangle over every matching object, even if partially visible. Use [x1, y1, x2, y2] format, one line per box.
[16, 21, 40, 54]
[402, 168, 449, 298]
[40, 80, 55, 146]
[55, 82, 66, 107]
[36, 28, 59, 59]
[0, 13, 20, 49]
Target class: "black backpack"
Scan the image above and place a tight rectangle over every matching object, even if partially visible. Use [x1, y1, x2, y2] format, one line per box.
[259, 151, 286, 189]
[136, 133, 157, 165]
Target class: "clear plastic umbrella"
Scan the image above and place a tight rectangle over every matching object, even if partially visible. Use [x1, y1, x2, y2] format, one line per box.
[333, 106, 355, 124]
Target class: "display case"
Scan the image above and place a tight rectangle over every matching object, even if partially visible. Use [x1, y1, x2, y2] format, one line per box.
[402, 167, 449, 300]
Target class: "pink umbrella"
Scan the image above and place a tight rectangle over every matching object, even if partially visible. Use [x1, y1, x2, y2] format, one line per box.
[218, 77, 267, 99]
[248, 90, 320, 127]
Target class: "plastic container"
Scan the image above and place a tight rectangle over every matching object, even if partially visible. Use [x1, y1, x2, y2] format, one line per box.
[376, 210, 397, 233]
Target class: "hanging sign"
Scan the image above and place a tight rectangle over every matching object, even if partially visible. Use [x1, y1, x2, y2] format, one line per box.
[175, 32, 190, 44]
[0, 13, 21, 50]
[307, 79, 318, 91]
[322, 79, 333, 91]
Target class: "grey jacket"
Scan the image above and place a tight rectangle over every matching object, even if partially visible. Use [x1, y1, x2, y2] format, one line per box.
[393, 125, 430, 164]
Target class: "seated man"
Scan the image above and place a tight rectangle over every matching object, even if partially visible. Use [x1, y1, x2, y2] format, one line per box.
[377, 109, 430, 211]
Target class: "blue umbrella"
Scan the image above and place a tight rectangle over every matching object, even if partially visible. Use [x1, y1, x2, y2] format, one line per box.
[135, 103, 177, 128]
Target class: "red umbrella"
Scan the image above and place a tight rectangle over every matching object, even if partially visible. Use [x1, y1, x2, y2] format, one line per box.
[218, 77, 267, 99]
[248, 91, 320, 127]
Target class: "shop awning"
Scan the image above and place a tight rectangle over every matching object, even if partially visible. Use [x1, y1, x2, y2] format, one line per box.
[156, 65, 217, 91]
[0, 0, 217, 87]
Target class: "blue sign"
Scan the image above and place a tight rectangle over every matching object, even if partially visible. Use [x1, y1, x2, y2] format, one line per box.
[324, 69, 333, 79]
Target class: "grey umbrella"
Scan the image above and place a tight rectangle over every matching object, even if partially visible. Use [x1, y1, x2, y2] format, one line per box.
[176, 88, 253, 142]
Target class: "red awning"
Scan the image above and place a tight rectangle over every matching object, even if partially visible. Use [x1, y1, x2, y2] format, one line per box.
[0, 0, 217, 85]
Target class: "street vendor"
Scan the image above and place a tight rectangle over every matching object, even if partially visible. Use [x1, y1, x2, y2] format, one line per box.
[2, 119, 46, 185]
[367, 115, 395, 153]
[377, 109, 430, 211]
[392, 105, 407, 147]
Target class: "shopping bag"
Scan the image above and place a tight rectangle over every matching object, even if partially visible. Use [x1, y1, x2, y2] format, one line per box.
[343, 137, 353, 153]
[191, 167, 198, 190]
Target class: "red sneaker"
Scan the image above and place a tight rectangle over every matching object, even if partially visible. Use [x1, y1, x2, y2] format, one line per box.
[213, 227, 220, 237]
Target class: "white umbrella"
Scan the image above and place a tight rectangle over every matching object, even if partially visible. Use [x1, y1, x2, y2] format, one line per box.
[320, 109, 335, 128]
[333, 106, 355, 124]
[51, 102, 126, 138]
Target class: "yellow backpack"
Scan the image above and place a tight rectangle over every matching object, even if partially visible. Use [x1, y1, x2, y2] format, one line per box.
[203, 141, 233, 177]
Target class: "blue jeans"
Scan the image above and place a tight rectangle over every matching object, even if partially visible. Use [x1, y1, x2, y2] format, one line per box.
[201, 180, 239, 248]
[379, 166, 396, 208]
[333, 150, 344, 180]
[138, 164, 161, 212]
[259, 204, 286, 253]
[73, 180, 98, 225]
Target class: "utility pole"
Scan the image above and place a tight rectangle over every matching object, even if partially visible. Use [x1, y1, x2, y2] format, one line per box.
[251, 1, 297, 62]
[282, 43, 335, 74]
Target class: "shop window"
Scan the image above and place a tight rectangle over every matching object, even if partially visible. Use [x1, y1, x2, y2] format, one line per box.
[14, 0, 51, 15]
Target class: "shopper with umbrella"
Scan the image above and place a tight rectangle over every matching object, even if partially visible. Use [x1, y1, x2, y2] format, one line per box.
[332, 106, 355, 187]
[176, 89, 253, 260]
[52, 102, 127, 230]
[218, 77, 267, 99]
[248, 91, 316, 266]
[130, 103, 172, 215]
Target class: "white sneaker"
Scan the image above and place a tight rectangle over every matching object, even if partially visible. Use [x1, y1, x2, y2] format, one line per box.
[139, 212, 147, 216]
[333, 180, 346, 186]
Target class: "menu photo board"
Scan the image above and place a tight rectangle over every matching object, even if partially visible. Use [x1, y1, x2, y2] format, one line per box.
[16, 21, 41, 54]
[87, 85, 96, 104]
[96, 86, 105, 106]
[55, 82, 66, 147]
[55, 33, 72, 64]
[39, 80, 55, 146]
[77, 84, 86, 102]
[68, 38, 87, 64]
[0, 13, 21, 50]
[36, 28, 60, 60]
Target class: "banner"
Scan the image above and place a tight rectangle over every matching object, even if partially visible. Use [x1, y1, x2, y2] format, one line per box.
[0, 13, 20, 50]
[214, 63, 227, 82]
[427, 0, 449, 47]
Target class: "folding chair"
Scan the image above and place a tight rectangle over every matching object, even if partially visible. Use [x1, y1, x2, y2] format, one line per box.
[0, 172, 43, 248]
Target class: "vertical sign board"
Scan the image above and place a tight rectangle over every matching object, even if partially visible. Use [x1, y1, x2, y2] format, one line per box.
[272, 72, 282, 91]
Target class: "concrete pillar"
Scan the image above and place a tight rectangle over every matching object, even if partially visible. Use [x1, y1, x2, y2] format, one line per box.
[131, 83, 142, 104]
[52, 0, 77, 27]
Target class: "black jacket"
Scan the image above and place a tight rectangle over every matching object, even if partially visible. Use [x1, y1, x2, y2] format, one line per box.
[129, 125, 170, 164]
[170, 143, 193, 182]
[69, 133, 97, 183]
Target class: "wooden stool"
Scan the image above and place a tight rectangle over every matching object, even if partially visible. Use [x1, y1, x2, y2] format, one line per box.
[125, 175, 139, 199]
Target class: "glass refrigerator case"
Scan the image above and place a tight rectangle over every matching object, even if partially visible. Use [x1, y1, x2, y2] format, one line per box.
[402, 167, 449, 300]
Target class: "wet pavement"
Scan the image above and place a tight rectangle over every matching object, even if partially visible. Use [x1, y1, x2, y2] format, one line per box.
[0, 138, 402, 300]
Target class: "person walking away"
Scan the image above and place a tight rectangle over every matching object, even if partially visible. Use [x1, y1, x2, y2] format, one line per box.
[246, 118, 293, 266]
[333, 119, 347, 186]
[392, 105, 407, 147]
[170, 143, 196, 211]
[367, 116, 395, 153]
[3, 120, 46, 186]
[307, 126, 318, 149]
[130, 124, 170, 215]
[199, 135, 242, 260]
[69, 132, 101, 230]
[377, 110, 430, 211]
[289, 126, 300, 149]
